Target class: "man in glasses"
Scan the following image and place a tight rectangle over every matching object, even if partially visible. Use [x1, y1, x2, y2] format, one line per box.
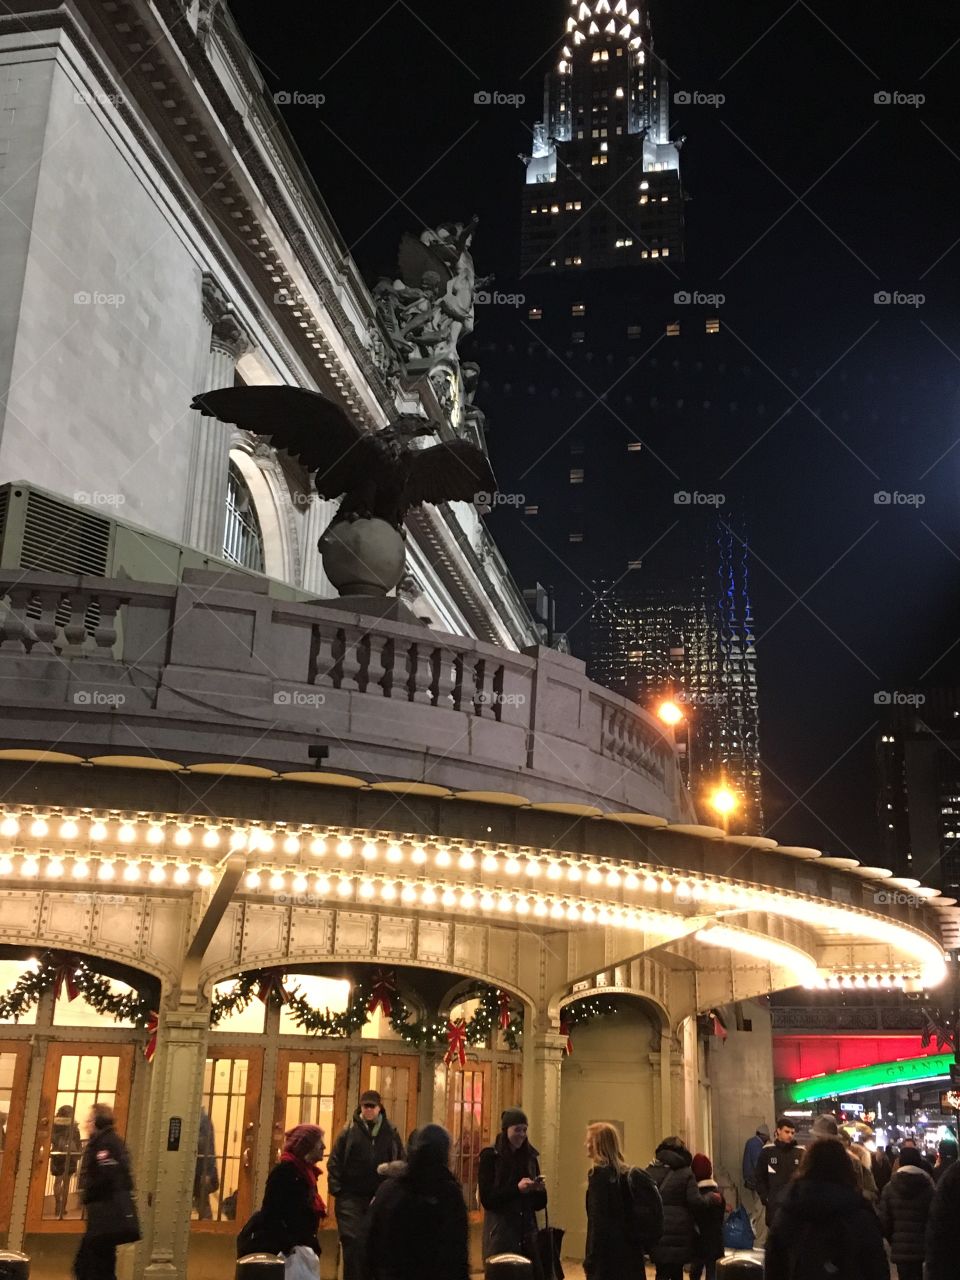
[328, 1089, 404, 1280]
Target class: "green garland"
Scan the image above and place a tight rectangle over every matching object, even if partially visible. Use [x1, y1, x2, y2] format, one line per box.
[0, 951, 153, 1027]
[210, 969, 522, 1050]
[561, 995, 619, 1031]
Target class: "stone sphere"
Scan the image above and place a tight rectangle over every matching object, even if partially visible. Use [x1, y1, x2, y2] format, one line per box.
[319, 517, 406, 597]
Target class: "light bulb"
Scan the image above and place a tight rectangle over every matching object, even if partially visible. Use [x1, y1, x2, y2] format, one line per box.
[174, 827, 191, 847]
[254, 831, 274, 853]
[117, 824, 136, 843]
[361, 842, 378, 861]
[644, 876, 658, 893]
[380, 882, 397, 902]
[498, 894, 513, 913]
[676, 881, 691, 899]
[480, 893, 495, 911]
[147, 825, 165, 845]
[337, 838, 354, 858]
[606, 869, 621, 887]
[550, 902, 565, 920]
[441, 888, 457, 907]
[309, 836, 327, 856]
[149, 864, 167, 884]
[21, 857, 39, 877]
[98, 861, 115, 881]
[547, 863, 562, 881]
[624, 873, 639, 890]
[582, 904, 596, 922]
[421, 885, 437, 906]
[458, 851, 476, 871]
[515, 898, 530, 916]
[30, 817, 48, 838]
[337, 878, 353, 898]
[401, 884, 417, 904]
[72, 858, 88, 879]
[0, 817, 19, 837]
[586, 867, 602, 885]
[567, 864, 582, 882]
[283, 834, 300, 855]
[123, 861, 141, 882]
[460, 891, 476, 909]
[47, 858, 64, 877]
[533, 899, 548, 918]
[412, 846, 427, 865]
[567, 903, 581, 921]
[244, 870, 261, 889]
[359, 880, 375, 899]
[661, 878, 674, 893]
[526, 860, 542, 878]
[59, 819, 79, 840]
[387, 844, 404, 864]
[292, 874, 308, 893]
[89, 821, 107, 842]
[269, 872, 285, 891]
[173, 865, 190, 885]
[197, 867, 214, 887]
[202, 829, 220, 849]
[505, 857, 521, 875]
[314, 876, 331, 894]
[435, 849, 451, 868]
[482, 854, 500, 873]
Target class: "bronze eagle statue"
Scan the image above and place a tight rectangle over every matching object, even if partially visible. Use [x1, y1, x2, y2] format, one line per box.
[190, 386, 496, 531]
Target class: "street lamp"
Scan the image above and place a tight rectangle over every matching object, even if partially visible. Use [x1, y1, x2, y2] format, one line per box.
[656, 700, 684, 727]
[707, 784, 738, 833]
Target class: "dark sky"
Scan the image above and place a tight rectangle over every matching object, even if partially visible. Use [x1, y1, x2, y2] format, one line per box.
[228, 0, 960, 861]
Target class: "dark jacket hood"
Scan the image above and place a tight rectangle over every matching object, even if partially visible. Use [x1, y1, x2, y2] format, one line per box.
[654, 1142, 692, 1170]
[892, 1165, 935, 1198]
[779, 1179, 863, 1219]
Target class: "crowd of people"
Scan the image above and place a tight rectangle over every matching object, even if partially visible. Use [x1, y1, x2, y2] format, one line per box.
[744, 1112, 960, 1279]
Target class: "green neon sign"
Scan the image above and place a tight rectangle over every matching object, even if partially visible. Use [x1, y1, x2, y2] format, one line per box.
[787, 1053, 954, 1104]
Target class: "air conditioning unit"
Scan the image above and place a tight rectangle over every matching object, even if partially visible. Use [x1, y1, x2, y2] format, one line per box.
[0, 480, 314, 601]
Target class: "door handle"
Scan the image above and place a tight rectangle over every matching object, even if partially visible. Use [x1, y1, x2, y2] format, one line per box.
[242, 1147, 252, 1170]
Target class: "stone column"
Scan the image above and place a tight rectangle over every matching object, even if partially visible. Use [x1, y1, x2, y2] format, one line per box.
[521, 1027, 567, 1190]
[184, 274, 252, 556]
[141, 1006, 210, 1280]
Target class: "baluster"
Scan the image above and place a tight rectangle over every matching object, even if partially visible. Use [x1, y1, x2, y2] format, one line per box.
[451, 654, 465, 712]
[29, 589, 60, 650]
[60, 595, 90, 657]
[309, 626, 341, 689]
[0, 588, 38, 652]
[406, 642, 434, 704]
[490, 664, 505, 722]
[91, 594, 123, 656]
[340, 628, 364, 692]
[367, 633, 392, 697]
[473, 659, 487, 715]
[434, 646, 457, 709]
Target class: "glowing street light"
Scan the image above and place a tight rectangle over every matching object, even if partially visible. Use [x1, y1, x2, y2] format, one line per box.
[708, 786, 738, 817]
[656, 699, 684, 727]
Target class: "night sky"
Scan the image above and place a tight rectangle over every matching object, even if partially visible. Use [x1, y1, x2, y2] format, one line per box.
[229, 0, 960, 861]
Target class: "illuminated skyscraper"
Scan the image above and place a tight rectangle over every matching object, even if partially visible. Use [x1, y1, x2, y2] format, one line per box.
[521, 0, 684, 273]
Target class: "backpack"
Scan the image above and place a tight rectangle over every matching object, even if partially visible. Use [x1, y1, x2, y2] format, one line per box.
[621, 1166, 664, 1246]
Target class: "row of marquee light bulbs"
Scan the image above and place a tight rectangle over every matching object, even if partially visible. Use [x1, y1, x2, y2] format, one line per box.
[0, 809, 941, 988]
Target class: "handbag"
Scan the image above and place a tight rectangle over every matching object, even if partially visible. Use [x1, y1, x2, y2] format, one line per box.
[85, 1186, 142, 1245]
[536, 1205, 565, 1280]
[722, 1204, 754, 1251]
[284, 1245, 319, 1280]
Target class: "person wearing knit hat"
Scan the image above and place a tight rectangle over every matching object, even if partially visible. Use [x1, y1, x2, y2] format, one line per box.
[327, 1091, 404, 1280]
[236, 1123, 326, 1261]
[365, 1123, 469, 1280]
[689, 1154, 725, 1280]
[478, 1107, 547, 1276]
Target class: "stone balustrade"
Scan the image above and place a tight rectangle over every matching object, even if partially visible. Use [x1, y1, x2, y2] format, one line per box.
[0, 569, 692, 819]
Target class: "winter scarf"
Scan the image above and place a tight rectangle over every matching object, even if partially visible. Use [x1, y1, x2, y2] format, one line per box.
[279, 1151, 326, 1217]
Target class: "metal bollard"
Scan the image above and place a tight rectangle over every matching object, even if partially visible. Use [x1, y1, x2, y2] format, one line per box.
[485, 1255, 534, 1279]
[236, 1253, 285, 1280]
[0, 1252, 29, 1280]
[717, 1257, 764, 1279]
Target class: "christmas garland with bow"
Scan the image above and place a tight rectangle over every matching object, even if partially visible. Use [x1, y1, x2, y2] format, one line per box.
[0, 951, 155, 1027]
[209, 967, 523, 1051]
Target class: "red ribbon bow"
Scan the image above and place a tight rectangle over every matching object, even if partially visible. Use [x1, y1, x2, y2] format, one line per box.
[256, 970, 289, 1006]
[144, 1011, 159, 1062]
[53, 959, 80, 1003]
[444, 1018, 467, 1067]
[560, 1019, 572, 1057]
[498, 992, 511, 1031]
[367, 969, 397, 1018]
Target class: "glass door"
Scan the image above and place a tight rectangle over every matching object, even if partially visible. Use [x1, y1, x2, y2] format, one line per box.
[191, 1050, 264, 1232]
[27, 1043, 134, 1233]
[0, 1044, 31, 1237]
[447, 1063, 489, 1212]
[359, 1053, 418, 1148]
[273, 1051, 348, 1222]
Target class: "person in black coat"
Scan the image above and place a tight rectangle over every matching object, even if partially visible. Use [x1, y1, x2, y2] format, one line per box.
[237, 1123, 327, 1258]
[478, 1107, 548, 1278]
[73, 1103, 135, 1280]
[925, 1154, 960, 1280]
[933, 1137, 958, 1184]
[754, 1116, 804, 1227]
[877, 1146, 934, 1280]
[689, 1153, 725, 1280]
[327, 1090, 404, 1280]
[365, 1124, 469, 1280]
[644, 1136, 703, 1280]
[583, 1121, 655, 1280]
[765, 1138, 889, 1280]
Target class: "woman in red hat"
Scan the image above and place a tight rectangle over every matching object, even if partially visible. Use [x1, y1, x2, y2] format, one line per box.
[237, 1123, 327, 1262]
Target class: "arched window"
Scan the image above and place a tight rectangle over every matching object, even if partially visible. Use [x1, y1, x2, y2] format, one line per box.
[223, 460, 265, 571]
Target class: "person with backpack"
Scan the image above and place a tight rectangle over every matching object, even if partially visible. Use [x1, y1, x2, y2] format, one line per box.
[364, 1125, 469, 1280]
[689, 1153, 725, 1280]
[583, 1122, 663, 1279]
[878, 1145, 934, 1280]
[478, 1108, 547, 1278]
[764, 1138, 889, 1280]
[644, 1136, 703, 1280]
[740, 1123, 769, 1245]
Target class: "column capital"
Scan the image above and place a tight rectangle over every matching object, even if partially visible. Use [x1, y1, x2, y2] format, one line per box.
[202, 271, 253, 360]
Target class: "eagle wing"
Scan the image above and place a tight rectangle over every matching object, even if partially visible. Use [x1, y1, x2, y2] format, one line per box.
[189, 386, 369, 497]
[405, 439, 496, 507]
